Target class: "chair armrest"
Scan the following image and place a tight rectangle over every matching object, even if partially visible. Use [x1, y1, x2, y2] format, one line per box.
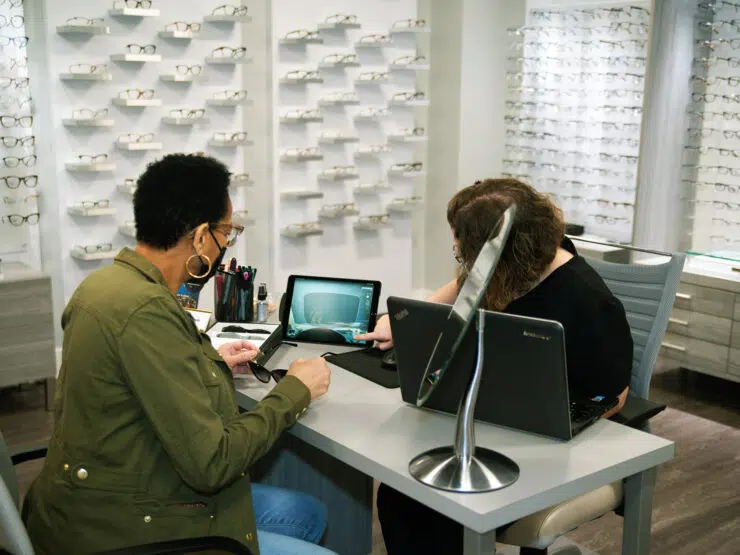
[10, 443, 48, 465]
[608, 396, 666, 429]
[96, 536, 253, 555]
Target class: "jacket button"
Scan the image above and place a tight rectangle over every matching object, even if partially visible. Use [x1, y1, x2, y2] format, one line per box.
[144, 515, 152, 523]
[210, 514, 215, 520]
[240, 472, 245, 477]
[212, 371, 217, 377]
[76, 468, 88, 480]
[301, 407, 307, 415]
[295, 413, 300, 419]
[63, 464, 69, 471]
[245, 533, 253, 541]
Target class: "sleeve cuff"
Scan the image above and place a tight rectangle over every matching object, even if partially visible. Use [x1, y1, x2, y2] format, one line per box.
[271, 375, 311, 422]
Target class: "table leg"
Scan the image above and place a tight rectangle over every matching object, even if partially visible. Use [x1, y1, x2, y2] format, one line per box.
[463, 527, 497, 555]
[621, 466, 658, 555]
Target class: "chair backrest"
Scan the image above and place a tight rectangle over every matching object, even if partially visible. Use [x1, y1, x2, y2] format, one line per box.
[582, 252, 685, 400]
[0, 432, 34, 555]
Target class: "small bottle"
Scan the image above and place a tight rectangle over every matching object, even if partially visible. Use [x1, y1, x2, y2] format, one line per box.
[256, 282, 269, 323]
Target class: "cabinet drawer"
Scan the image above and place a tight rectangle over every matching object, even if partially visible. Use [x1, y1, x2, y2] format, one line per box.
[732, 322, 740, 347]
[729, 348, 740, 377]
[674, 283, 734, 319]
[660, 332, 729, 376]
[0, 278, 53, 317]
[734, 296, 740, 321]
[667, 308, 732, 344]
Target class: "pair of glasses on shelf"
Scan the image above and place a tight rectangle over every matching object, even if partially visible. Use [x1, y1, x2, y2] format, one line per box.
[358, 33, 392, 45]
[392, 55, 427, 66]
[392, 91, 425, 102]
[2, 213, 39, 226]
[69, 63, 108, 74]
[171, 108, 205, 119]
[113, 0, 152, 8]
[321, 165, 356, 176]
[356, 145, 391, 154]
[119, 89, 155, 99]
[688, 180, 740, 193]
[321, 92, 358, 103]
[74, 199, 110, 209]
[66, 17, 105, 26]
[0, 95, 31, 110]
[391, 162, 423, 172]
[283, 29, 320, 41]
[325, 13, 358, 24]
[77, 153, 108, 163]
[284, 147, 320, 157]
[357, 71, 389, 82]
[0, 15, 24, 29]
[322, 53, 359, 65]
[165, 21, 201, 32]
[212, 4, 248, 16]
[213, 89, 248, 101]
[119, 133, 154, 143]
[713, 218, 740, 227]
[211, 46, 247, 58]
[284, 108, 320, 120]
[324, 202, 357, 210]
[284, 221, 321, 232]
[3, 155, 35, 167]
[0, 135, 34, 147]
[73, 108, 108, 120]
[359, 214, 390, 224]
[0, 35, 29, 48]
[284, 70, 320, 81]
[174, 64, 202, 75]
[396, 127, 425, 136]
[589, 214, 629, 224]
[126, 43, 156, 54]
[231, 172, 250, 182]
[357, 107, 389, 118]
[318, 130, 353, 139]
[1, 175, 37, 189]
[213, 131, 248, 142]
[77, 242, 113, 253]
[392, 18, 427, 28]
[1, 56, 28, 71]
[2, 193, 39, 204]
[693, 165, 740, 176]
[0, 77, 28, 89]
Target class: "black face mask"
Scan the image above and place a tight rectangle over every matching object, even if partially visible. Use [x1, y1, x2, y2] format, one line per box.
[187, 228, 227, 286]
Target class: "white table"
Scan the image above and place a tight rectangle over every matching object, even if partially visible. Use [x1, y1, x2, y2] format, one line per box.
[232, 342, 674, 555]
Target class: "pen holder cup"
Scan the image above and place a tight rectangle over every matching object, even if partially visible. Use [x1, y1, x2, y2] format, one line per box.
[214, 269, 254, 322]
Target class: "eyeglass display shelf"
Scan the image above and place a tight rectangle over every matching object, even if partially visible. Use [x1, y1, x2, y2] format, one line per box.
[233, 217, 256, 227]
[109, 7, 161, 18]
[280, 76, 324, 85]
[160, 74, 201, 82]
[113, 98, 162, 107]
[118, 225, 136, 238]
[353, 182, 390, 195]
[318, 135, 359, 144]
[279, 36, 323, 45]
[354, 112, 389, 121]
[354, 40, 392, 48]
[230, 176, 254, 187]
[207, 97, 252, 107]
[71, 249, 117, 261]
[60, 72, 112, 81]
[354, 147, 392, 158]
[208, 138, 254, 147]
[389, 98, 430, 107]
[387, 200, 423, 212]
[162, 116, 210, 125]
[355, 77, 389, 85]
[116, 141, 163, 151]
[388, 168, 426, 178]
[280, 226, 324, 238]
[280, 114, 324, 124]
[318, 170, 360, 181]
[318, 21, 361, 30]
[318, 97, 360, 106]
[57, 24, 110, 35]
[280, 152, 323, 162]
[117, 183, 136, 195]
[67, 206, 117, 217]
[158, 30, 200, 39]
[63, 118, 115, 127]
[354, 217, 390, 231]
[280, 190, 324, 200]
[389, 26, 431, 34]
[388, 134, 428, 143]
[318, 207, 360, 218]
[65, 162, 116, 172]
[319, 60, 361, 69]
[203, 14, 251, 23]
[388, 63, 430, 71]
[111, 53, 162, 63]
[205, 56, 252, 65]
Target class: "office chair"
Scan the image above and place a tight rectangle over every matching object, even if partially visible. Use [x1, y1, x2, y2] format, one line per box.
[0, 431, 253, 555]
[497, 243, 685, 554]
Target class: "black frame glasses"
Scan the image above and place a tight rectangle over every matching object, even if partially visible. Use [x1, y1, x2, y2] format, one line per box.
[1, 175, 37, 189]
[2, 213, 39, 226]
[248, 361, 287, 384]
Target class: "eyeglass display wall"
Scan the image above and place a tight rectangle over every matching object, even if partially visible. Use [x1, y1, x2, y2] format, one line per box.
[0, 0, 40, 267]
[504, 2, 650, 244]
[272, 0, 428, 304]
[31, 0, 256, 303]
[682, 0, 740, 258]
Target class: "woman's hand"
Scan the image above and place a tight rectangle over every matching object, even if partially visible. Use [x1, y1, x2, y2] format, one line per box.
[218, 340, 261, 375]
[353, 314, 393, 350]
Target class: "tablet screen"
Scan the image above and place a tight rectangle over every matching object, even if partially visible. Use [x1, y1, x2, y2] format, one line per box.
[284, 275, 380, 346]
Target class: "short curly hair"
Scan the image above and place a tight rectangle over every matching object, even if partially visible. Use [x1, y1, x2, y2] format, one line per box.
[447, 178, 565, 311]
[133, 154, 231, 250]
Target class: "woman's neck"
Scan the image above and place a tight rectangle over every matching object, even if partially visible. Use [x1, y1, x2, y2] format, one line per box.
[536, 247, 574, 287]
[135, 243, 187, 294]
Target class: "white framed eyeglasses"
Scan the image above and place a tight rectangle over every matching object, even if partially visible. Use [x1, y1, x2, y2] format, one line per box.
[69, 63, 109, 74]
[325, 13, 358, 24]
[67, 16, 105, 26]
[356, 145, 391, 155]
[356, 107, 390, 118]
[170, 108, 205, 119]
[321, 92, 359, 103]
[175, 64, 202, 75]
[164, 21, 201, 32]
[284, 69, 321, 81]
[283, 108, 321, 120]
[322, 165, 357, 176]
[321, 53, 360, 65]
[213, 131, 248, 142]
[392, 18, 427, 28]
[73, 108, 108, 120]
[283, 29, 320, 41]
[283, 147, 321, 157]
[391, 54, 428, 66]
[211, 46, 247, 58]
[356, 71, 389, 82]
[357, 33, 392, 45]
[118, 133, 155, 143]
[213, 89, 248, 101]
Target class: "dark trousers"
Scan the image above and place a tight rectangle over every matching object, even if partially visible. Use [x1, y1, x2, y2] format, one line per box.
[377, 482, 464, 555]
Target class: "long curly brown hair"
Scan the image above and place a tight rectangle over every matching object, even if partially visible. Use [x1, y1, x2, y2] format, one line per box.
[447, 178, 565, 311]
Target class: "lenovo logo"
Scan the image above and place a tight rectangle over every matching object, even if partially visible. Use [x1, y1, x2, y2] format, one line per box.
[394, 308, 409, 321]
[523, 330, 551, 341]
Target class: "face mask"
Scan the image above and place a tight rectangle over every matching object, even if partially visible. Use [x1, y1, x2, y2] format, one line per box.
[187, 229, 227, 286]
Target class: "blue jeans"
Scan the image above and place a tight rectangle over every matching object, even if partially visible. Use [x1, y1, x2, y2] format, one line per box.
[252, 483, 336, 555]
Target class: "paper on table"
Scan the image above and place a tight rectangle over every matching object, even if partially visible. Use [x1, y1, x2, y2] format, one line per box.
[206, 321, 280, 351]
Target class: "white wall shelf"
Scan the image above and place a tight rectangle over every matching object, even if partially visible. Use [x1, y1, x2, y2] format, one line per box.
[57, 24, 110, 35]
[113, 98, 163, 107]
[230, 176, 254, 187]
[318, 61, 361, 69]
[318, 135, 359, 144]
[354, 113, 389, 122]
[388, 134, 428, 143]
[280, 190, 324, 200]
[280, 76, 323, 84]
[389, 27, 430, 35]
[354, 146, 392, 157]
[117, 183, 136, 195]
[208, 138, 254, 147]
[116, 141, 163, 151]
[207, 98, 252, 107]
[355, 77, 389, 85]
[280, 114, 324, 124]
[354, 41, 392, 48]
[111, 53, 162, 63]
[118, 225, 136, 238]
[388, 169, 426, 178]
[67, 206, 118, 217]
[354, 218, 390, 231]
[160, 74, 200, 82]
[233, 215, 256, 227]
[353, 182, 390, 195]
[318, 97, 360, 106]
[62, 118, 115, 127]
[317, 170, 359, 181]
[387, 200, 423, 213]
[318, 22, 361, 30]
[159, 30, 199, 39]
[389, 99, 430, 107]
[109, 7, 160, 17]
[280, 37, 323, 45]
[203, 14, 251, 23]
[71, 249, 117, 261]
[206, 56, 252, 65]
[318, 207, 360, 218]
[60, 73, 112, 81]
[65, 162, 116, 172]
[389, 63, 430, 71]
[280, 226, 324, 238]
[162, 116, 209, 125]
[280, 153, 323, 162]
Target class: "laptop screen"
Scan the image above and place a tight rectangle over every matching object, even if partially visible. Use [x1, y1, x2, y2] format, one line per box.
[284, 275, 380, 346]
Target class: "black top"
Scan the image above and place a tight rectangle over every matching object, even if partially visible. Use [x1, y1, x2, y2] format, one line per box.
[504, 238, 633, 398]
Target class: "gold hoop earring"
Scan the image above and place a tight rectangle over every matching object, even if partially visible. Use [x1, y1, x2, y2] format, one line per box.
[186, 253, 212, 279]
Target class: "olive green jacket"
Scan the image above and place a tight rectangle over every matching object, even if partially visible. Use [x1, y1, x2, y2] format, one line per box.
[22, 248, 310, 555]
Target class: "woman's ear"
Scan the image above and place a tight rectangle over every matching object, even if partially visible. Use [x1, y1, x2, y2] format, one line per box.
[191, 223, 210, 253]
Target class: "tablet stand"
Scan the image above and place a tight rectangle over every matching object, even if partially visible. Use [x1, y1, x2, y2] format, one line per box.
[409, 309, 520, 493]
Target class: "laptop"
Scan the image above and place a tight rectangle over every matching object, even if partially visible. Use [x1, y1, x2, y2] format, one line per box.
[387, 296, 618, 441]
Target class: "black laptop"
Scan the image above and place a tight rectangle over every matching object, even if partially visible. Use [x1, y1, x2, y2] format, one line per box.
[387, 296, 618, 441]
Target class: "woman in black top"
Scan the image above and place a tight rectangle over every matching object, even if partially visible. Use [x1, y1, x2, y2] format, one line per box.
[356, 178, 633, 555]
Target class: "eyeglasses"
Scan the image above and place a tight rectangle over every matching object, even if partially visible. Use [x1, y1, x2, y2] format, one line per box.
[0, 135, 34, 147]
[713, 217, 740, 226]
[0, 14, 24, 29]
[356, 71, 389, 82]
[392, 18, 427, 28]
[321, 165, 357, 176]
[114, 0, 152, 8]
[391, 55, 427, 66]
[74, 200, 111, 211]
[69, 63, 108, 74]
[357, 33, 392, 45]
[358, 214, 390, 224]
[172, 64, 202, 76]
[321, 92, 359, 103]
[213, 89, 248, 101]
[590, 214, 630, 224]
[321, 53, 359, 65]
[325, 13, 358, 24]
[76, 242, 113, 253]
[211, 46, 247, 58]
[164, 21, 201, 32]
[118, 133, 155, 143]
[1, 175, 37, 189]
[0, 0, 24, 8]
[392, 91, 426, 102]
[77, 153, 109, 163]
[247, 361, 287, 384]
[391, 162, 423, 172]
[0, 77, 28, 89]
[356, 107, 390, 118]
[284, 70, 321, 81]
[2, 213, 39, 226]
[3, 155, 35, 167]
[125, 43, 156, 55]
[695, 165, 740, 176]
[66, 17, 105, 26]
[284, 221, 322, 233]
[0, 96, 32, 110]
[170, 108, 205, 119]
[283, 29, 320, 41]
[211, 4, 248, 16]
[73, 108, 108, 120]
[211, 222, 244, 247]
[0, 36, 28, 48]
[213, 131, 248, 142]
[283, 108, 321, 120]
[231, 173, 251, 183]
[396, 127, 425, 136]
[118, 89, 155, 99]
[356, 144, 391, 154]
[283, 147, 321, 157]
[320, 202, 358, 216]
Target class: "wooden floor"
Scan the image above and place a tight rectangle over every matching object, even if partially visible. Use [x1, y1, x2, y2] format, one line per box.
[3, 361, 739, 555]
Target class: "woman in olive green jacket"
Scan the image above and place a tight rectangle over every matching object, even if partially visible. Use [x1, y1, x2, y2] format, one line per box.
[22, 154, 335, 555]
